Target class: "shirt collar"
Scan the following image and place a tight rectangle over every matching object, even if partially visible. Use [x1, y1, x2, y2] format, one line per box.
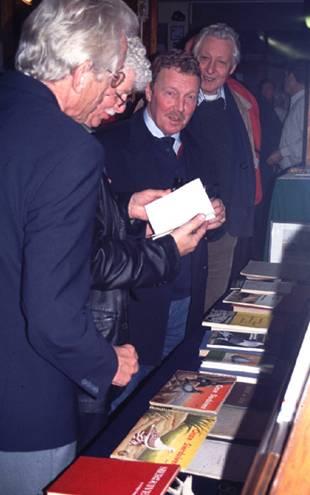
[198, 86, 226, 106]
[143, 107, 181, 153]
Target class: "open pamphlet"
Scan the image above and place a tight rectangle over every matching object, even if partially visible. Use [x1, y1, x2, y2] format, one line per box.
[145, 178, 215, 238]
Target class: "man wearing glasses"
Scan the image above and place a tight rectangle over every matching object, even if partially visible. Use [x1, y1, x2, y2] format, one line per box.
[0, 1, 141, 493]
[97, 50, 225, 409]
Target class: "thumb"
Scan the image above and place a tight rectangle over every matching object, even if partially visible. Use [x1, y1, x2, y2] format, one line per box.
[180, 214, 207, 233]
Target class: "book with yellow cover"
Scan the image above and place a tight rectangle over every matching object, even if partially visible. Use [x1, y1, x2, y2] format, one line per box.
[203, 309, 271, 334]
[111, 407, 216, 471]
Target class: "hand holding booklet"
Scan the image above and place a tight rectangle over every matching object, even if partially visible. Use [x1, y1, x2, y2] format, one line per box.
[145, 178, 215, 237]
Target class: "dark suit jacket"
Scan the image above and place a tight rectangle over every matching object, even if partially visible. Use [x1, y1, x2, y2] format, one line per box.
[96, 109, 209, 365]
[0, 71, 117, 451]
[187, 84, 256, 238]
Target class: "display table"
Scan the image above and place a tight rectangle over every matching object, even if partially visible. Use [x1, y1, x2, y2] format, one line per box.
[81, 286, 310, 494]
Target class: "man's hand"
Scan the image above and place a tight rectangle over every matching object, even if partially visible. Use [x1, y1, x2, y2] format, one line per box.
[170, 214, 209, 256]
[267, 150, 282, 166]
[112, 344, 139, 387]
[128, 189, 170, 221]
[207, 198, 226, 230]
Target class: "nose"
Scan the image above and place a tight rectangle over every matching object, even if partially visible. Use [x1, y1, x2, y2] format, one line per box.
[175, 95, 185, 113]
[206, 59, 215, 74]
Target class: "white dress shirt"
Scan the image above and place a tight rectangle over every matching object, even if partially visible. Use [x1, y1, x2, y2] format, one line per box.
[143, 108, 182, 155]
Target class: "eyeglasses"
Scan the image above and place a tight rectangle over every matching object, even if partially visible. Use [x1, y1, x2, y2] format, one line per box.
[106, 69, 126, 89]
[115, 92, 128, 106]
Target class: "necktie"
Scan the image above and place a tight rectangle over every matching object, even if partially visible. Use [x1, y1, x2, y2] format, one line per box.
[160, 136, 175, 153]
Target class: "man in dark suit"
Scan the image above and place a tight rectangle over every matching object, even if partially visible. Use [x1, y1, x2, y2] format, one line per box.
[97, 51, 225, 409]
[0, 1, 140, 492]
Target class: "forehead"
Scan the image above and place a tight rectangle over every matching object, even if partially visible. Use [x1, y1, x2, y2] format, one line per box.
[199, 36, 234, 59]
[155, 67, 200, 92]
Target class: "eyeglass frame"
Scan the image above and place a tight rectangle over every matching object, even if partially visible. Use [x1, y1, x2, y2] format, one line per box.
[115, 91, 128, 106]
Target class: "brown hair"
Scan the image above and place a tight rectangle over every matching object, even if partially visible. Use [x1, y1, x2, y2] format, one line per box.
[151, 50, 200, 86]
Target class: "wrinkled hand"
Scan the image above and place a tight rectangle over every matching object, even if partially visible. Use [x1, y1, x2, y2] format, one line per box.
[170, 214, 209, 257]
[112, 344, 139, 387]
[207, 198, 226, 230]
[267, 150, 282, 166]
[128, 189, 170, 221]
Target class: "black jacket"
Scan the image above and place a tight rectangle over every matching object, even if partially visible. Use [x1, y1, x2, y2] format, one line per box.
[96, 109, 209, 364]
[89, 173, 181, 345]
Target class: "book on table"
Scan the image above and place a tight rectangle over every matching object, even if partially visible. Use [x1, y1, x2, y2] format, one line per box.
[240, 259, 310, 283]
[199, 330, 266, 356]
[240, 279, 293, 295]
[222, 290, 282, 313]
[203, 308, 271, 334]
[240, 260, 282, 280]
[184, 438, 257, 482]
[200, 349, 274, 376]
[111, 407, 216, 471]
[149, 370, 236, 416]
[208, 382, 270, 441]
[46, 456, 180, 495]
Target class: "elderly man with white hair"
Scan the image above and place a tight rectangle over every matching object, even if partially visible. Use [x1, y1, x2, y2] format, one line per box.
[0, 0, 140, 493]
[0, 3, 211, 491]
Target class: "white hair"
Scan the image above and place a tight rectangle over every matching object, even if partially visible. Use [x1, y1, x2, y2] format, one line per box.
[15, 0, 138, 81]
[125, 37, 151, 92]
[193, 23, 241, 66]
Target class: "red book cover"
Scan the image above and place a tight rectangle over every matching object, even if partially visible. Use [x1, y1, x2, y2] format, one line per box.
[149, 370, 236, 415]
[46, 456, 180, 495]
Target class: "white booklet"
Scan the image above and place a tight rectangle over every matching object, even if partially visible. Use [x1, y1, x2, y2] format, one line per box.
[145, 178, 215, 237]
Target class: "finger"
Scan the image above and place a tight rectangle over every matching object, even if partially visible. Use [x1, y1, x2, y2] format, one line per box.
[182, 214, 207, 233]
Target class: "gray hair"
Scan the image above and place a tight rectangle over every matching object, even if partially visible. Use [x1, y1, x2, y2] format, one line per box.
[15, 0, 138, 81]
[125, 37, 151, 92]
[193, 23, 240, 66]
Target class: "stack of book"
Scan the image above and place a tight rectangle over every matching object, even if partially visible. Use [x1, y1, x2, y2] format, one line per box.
[110, 370, 258, 482]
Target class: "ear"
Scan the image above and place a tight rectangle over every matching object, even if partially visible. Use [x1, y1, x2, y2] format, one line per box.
[145, 82, 153, 103]
[72, 60, 93, 93]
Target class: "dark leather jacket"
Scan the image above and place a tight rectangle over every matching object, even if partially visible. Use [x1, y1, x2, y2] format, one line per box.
[89, 174, 181, 345]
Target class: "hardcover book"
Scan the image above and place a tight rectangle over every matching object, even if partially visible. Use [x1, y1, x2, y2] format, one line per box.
[111, 407, 216, 470]
[222, 291, 282, 312]
[149, 370, 236, 415]
[200, 349, 274, 376]
[203, 309, 271, 334]
[46, 456, 180, 495]
[200, 330, 266, 355]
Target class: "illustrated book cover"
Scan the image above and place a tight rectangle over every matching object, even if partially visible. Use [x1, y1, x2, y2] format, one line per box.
[200, 349, 274, 376]
[200, 330, 266, 355]
[111, 407, 216, 470]
[203, 309, 271, 334]
[149, 370, 236, 415]
[222, 291, 282, 312]
[46, 456, 180, 495]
